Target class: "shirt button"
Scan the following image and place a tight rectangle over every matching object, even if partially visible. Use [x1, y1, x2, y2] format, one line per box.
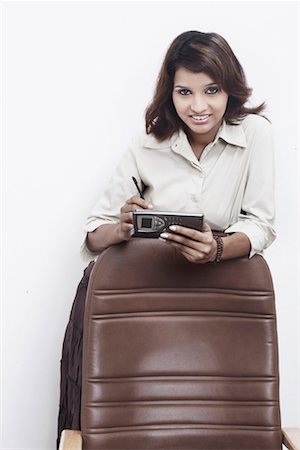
[191, 162, 203, 172]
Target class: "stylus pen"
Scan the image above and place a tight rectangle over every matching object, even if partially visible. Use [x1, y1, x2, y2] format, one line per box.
[132, 176, 145, 199]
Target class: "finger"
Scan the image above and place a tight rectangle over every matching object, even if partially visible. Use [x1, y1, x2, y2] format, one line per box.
[160, 230, 202, 250]
[168, 225, 203, 241]
[202, 222, 212, 233]
[120, 222, 134, 232]
[168, 223, 213, 243]
[168, 240, 198, 257]
[126, 196, 153, 210]
[160, 230, 214, 255]
[121, 202, 152, 214]
[165, 239, 207, 261]
[120, 202, 139, 214]
[120, 211, 134, 223]
[180, 249, 208, 264]
[119, 222, 134, 241]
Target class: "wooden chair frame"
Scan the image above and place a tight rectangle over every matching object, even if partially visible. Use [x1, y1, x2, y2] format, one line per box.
[59, 428, 300, 450]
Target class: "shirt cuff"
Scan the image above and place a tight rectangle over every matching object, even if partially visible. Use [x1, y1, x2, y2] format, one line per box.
[225, 220, 276, 258]
[80, 218, 118, 262]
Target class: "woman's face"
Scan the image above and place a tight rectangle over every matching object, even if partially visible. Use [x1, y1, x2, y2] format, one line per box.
[172, 67, 229, 142]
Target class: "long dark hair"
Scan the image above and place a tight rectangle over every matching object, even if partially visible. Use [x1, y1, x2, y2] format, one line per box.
[145, 31, 265, 141]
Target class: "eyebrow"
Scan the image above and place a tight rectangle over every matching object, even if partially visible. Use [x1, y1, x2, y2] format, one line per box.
[174, 82, 218, 89]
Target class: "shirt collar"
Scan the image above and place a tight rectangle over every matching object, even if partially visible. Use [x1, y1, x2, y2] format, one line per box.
[143, 131, 178, 149]
[143, 119, 247, 150]
[219, 120, 247, 148]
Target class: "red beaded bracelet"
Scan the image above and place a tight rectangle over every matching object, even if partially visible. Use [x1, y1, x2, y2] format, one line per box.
[213, 235, 223, 263]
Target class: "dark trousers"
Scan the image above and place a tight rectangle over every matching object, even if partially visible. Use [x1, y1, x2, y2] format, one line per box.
[56, 262, 95, 449]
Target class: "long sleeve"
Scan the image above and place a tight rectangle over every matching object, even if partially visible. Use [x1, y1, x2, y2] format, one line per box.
[225, 117, 276, 257]
[80, 135, 144, 261]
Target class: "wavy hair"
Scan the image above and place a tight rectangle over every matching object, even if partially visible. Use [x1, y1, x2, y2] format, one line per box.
[145, 31, 265, 140]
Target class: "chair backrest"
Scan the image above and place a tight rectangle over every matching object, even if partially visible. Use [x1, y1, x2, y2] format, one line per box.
[81, 239, 282, 450]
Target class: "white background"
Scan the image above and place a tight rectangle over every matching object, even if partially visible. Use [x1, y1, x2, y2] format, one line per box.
[1, 1, 299, 449]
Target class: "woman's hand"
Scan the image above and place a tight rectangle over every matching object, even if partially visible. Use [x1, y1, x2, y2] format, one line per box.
[86, 196, 152, 253]
[159, 222, 217, 264]
[117, 195, 153, 241]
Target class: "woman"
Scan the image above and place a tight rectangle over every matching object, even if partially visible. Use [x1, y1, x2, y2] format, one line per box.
[57, 30, 276, 446]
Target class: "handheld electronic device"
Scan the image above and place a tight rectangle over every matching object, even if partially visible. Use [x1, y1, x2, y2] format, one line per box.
[131, 210, 204, 238]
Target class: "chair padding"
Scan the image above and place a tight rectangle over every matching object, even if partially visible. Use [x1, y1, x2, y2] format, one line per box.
[81, 239, 281, 449]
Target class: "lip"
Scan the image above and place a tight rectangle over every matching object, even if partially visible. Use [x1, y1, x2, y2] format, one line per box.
[189, 114, 211, 125]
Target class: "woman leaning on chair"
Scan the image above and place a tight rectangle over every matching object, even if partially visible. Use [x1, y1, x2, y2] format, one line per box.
[57, 30, 276, 448]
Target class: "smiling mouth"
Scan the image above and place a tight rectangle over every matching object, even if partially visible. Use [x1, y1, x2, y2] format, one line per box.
[190, 114, 211, 121]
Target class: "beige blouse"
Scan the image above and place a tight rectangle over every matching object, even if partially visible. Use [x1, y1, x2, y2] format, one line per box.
[81, 114, 276, 261]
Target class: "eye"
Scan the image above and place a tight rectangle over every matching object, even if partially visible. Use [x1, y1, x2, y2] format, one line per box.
[177, 88, 192, 96]
[206, 85, 219, 94]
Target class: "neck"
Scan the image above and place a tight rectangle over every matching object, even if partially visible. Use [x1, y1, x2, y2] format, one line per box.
[186, 120, 223, 159]
[187, 132, 214, 160]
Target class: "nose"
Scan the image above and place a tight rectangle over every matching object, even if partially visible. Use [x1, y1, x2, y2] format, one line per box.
[191, 95, 207, 113]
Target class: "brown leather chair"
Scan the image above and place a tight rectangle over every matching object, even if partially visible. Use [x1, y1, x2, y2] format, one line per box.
[59, 239, 299, 450]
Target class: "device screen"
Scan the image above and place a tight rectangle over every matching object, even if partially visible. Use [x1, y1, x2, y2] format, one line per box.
[141, 217, 153, 228]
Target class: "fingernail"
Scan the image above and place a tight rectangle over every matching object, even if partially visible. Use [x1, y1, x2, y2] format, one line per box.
[169, 225, 176, 231]
[160, 233, 168, 239]
[158, 237, 166, 243]
[148, 204, 153, 209]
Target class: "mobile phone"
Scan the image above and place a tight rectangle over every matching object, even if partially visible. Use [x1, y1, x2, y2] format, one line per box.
[131, 210, 204, 238]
